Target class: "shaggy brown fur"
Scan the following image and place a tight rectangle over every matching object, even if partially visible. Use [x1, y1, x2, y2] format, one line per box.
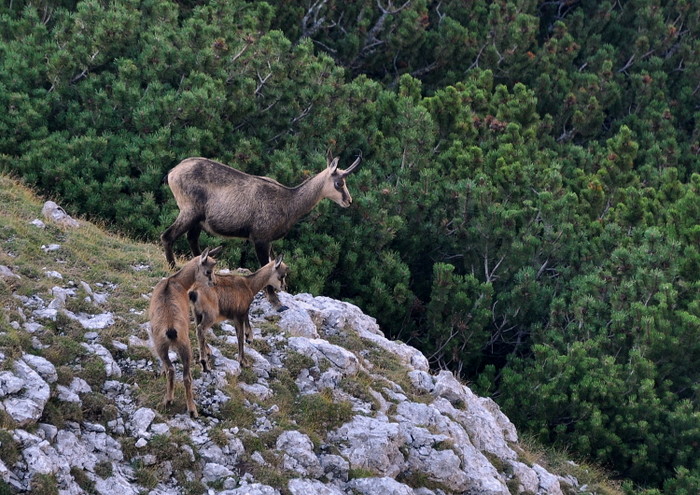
[161, 154, 359, 309]
[148, 247, 221, 418]
[188, 254, 289, 368]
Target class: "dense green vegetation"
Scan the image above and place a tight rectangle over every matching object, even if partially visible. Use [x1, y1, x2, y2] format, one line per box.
[1, 1, 698, 492]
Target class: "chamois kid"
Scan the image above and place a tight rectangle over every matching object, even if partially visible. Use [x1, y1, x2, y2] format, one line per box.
[188, 254, 289, 368]
[161, 153, 359, 310]
[148, 246, 222, 418]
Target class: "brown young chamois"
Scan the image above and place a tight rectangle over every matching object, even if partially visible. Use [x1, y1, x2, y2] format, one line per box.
[188, 254, 289, 368]
[148, 246, 222, 418]
[161, 153, 360, 310]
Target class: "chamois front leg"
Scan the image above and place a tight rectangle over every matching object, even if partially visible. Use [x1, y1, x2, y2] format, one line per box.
[243, 314, 254, 344]
[195, 322, 213, 372]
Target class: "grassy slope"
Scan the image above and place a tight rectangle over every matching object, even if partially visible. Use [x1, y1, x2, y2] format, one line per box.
[0, 172, 173, 414]
[0, 173, 625, 495]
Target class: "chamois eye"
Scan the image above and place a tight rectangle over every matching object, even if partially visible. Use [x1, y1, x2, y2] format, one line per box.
[335, 180, 343, 190]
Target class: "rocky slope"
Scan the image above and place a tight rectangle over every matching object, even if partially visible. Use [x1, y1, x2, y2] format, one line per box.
[0, 197, 579, 495]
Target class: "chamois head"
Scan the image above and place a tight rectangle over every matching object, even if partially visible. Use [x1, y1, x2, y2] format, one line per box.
[196, 246, 222, 287]
[323, 155, 361, 208]
[267, 254, 289, 291]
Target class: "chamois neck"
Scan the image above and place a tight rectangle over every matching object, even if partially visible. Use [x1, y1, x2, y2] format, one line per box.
[247, 265, 275, 294]
[171, 261, 198, 288]
[286, 171, 328, 219]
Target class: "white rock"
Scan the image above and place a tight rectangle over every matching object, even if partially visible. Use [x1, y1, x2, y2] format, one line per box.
[71, 312, 115, 330]
[130, 407, 156, 436]
[432, 395, 517, 461]
[509, 460, 541, 494]
[1, 359, 51, 426]
[22, 354, 57, 384]
[21, 436, 56, 475]
[407, 370, 434, 393]
[275, 430, 323, 478]
[70, 377, 92, 394]
[209, 346, 242, 376]
[328, 415, 405, 477]
[0, 265, 20, 279]
[82, 343, 121, 377]
[288, 337, 360, 375]
[42, 201, 79, 228]
[319, 454, 349, 482]
[400, 423, 469, 491]
[0, 371, 25, 397]
[55, 430, 99, 471]
[239, 382, 273, 400]
[218, 482, 281, 495]
[2, 398, 44, 426]
[93, 465, 140, 495]
[288, 478, 346, 495]
[151, 423, 170, 436]
[268, 294, 320, 338]
[347, 476, 415, 495]
[203, 462, 235, 482]
[533, 464, 565, 495]
[36, 423, 58, 442]
[57, 385, 81, 402]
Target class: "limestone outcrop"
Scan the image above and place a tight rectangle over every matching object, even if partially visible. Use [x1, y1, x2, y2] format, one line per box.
[1, 254, 574, 494]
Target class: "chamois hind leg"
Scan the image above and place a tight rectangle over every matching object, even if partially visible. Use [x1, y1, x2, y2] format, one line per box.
[254, 241, 288, 312]
[179, 343, 198, 418]
[161, 211, 201, 268]
[186, 224, 203, 256]
[234, 316, 250, 367]
[157, 346, 176, 407]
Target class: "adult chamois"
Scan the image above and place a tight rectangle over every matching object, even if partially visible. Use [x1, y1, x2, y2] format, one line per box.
[188, 254, 289, 368]
[161, 153, 360, 310]
[148, 246, 222, 418]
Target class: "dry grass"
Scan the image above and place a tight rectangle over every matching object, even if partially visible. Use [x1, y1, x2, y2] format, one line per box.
[515, 434, 625, 495]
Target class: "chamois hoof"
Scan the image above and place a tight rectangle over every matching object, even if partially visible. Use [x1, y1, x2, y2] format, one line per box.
[189, 409, 199, 419]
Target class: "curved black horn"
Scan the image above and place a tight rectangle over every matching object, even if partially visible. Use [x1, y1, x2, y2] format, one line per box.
[342, 154, 361, 176]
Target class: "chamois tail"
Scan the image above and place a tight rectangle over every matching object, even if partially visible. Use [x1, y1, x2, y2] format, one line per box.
[189, 291, 198, 303]
[166, 328, 178, 340]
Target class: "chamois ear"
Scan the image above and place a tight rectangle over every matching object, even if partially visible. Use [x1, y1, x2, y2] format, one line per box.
[274, 253, 284, 268]
[200, 248, 210, 262]
[327, 157, 340, 174]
